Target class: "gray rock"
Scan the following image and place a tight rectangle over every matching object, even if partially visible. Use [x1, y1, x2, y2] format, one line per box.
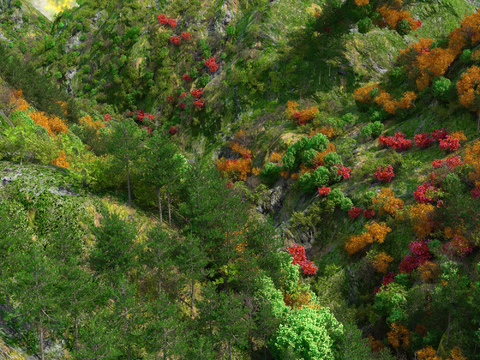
[256, 183, 287, 215]
[48, 186, 80, 196]
[0, 176, 14, 187]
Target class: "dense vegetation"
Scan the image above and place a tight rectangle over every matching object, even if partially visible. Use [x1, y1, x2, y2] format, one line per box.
[2, 0, 480, 359]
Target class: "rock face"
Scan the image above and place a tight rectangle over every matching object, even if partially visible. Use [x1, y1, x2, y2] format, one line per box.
[256, 182, 287, 215]
[48, 185, 80, 196]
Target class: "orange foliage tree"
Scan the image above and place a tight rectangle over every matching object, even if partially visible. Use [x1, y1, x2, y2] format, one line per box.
[417, 261, 440, 282]
[28, 111, 68, 136]
[286, 100, 318, 125]
[387, 322, 411, 349]
[457, 66, 480, 133]
[372, 187, 404, 216]
[376, 5, 421, 33]
[372, 252, 394, 273]
[464, 140, 480, 187]
[406, 203, 436, 238]
[345, 222, 392, 255]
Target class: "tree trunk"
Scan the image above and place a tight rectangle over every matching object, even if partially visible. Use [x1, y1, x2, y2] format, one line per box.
[157, 187, 162, 226]
[123, 286, 131, 360]
[477, 110, 480, 136]
[74, 294, 78, 353]
[446, 310, 451, 346]
[191, 280, 194, 318]
[167, 190, 171, 226]
[126, 160, 131, 206]
[229, 340, 232, 360]
[39, 311, 45, 360]
[158, 248, 162, 297]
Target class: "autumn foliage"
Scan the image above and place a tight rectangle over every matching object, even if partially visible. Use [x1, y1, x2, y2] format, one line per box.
[387, 322, 411, 349]
[286, 101, 319, 125]
[372, 252, 394, 273]
[287, 244, 318, 275]
[345, 222, 392, 255]
[372, 188, 404, 215]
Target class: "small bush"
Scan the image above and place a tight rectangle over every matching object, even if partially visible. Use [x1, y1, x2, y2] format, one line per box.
[358, 18, 373, 34]
[259, 162, 282, 186]
[432, 76, 453, 102]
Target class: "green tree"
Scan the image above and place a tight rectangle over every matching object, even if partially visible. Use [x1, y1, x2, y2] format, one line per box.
[139, 129, 188, 226]
[9, 239, 61, 360]
[0, 125, 58, 166]
[269, 306, 344, 360]
[88, 208, 138, 283]
[173, 232, 210, 317]
[105, 117, 145, 205]
[180, 164, 249, 269]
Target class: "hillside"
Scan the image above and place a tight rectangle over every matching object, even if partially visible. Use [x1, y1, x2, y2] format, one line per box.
[2, 0, 480, 359]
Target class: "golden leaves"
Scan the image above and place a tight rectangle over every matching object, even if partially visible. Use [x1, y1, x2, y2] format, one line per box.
[353, 83, 379, 103]
[345, 222, 392, 255]
[270, 152, 282, 163]
[387, 322, 411, 349]
[372, 252, 394, 273]
[407, 203, 436, 238]
[372, 188, 404, 215]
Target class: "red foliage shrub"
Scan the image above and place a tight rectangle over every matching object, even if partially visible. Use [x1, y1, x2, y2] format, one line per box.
[287, 244, 318, 275]
[374, 165, 395, 182]
[349, 207, 363, 219]
[379, 132, 412, 151]
[318, 186, 331, 196]
[415, 132, 433, 148]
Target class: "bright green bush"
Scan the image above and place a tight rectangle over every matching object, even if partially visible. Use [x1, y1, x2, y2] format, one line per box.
[361, 121, 384, 139]
[270, 306, 344, 360]
[460, 49, 472, 64]
[432, 76, 452, 102]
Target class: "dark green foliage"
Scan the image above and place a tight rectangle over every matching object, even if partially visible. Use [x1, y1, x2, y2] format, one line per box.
[0, 47, 80, 123]
[460, 49, 472, 64]
[259, 161, 282, 186]
[357, 18, 373, 34]
[180, 164, 249, 267]
[88, 208, 138, 279]
[396, 19, 411, 36]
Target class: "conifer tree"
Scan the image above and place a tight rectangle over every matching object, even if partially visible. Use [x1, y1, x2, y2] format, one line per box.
[105, 117, 145, 206]
[139, 129, 188, 226]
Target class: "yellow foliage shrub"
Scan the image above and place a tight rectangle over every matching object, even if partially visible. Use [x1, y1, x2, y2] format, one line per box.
[450, 130, 467, 141]
[50, 150, 70, 169]
[417, 261, 440, 282]
[417, 345, 442, 360]
[270, 152, 282, 163]
[368, 335, 385, 352]
[465, 140, 480, 183]
[407, 203, 436, 238]
[216, 157, 252, 181]
[387, 322, 411, 349]
[345, 222, 392, 255]
[312, 142, 336, 166]
[353, 83, 379, 103]
[372, 252, 394, 273]
[310, 126, 335, 138]
[354, 0, 369, 6]
[372, 188, 404, 215]
[447, 346, 468, 360]
[399, 91, 418, 109]
[9, 88, 30, 111]
[28, 111, 68, 136]
[286, 100, 299, 116]
[457, 66, 480, 110]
